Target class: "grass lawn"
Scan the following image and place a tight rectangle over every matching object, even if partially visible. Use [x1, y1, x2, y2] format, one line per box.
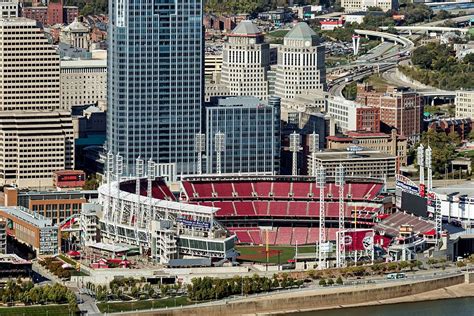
[237, 246, 315, 264]
[97, 297, 190, 313]
[0, 304, 77, 316]
[58, 254, 77, 266]
[364, 74, 389, 92]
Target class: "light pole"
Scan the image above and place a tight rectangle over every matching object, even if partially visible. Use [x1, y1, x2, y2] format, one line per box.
[289, 132, 301, 176]
[215, 132, 225, 174]
[195, 133, 205, 175]
[308, 132, 319, 176]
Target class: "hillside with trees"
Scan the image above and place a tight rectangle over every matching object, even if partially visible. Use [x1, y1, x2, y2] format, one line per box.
[400, 43, 474, 90]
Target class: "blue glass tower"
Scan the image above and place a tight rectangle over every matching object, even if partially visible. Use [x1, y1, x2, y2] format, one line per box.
[107, 0, 202, 175]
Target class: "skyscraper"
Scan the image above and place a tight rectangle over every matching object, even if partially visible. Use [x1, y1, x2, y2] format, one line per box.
[221, 21, 270, 100]
[275, 23, 326, 102]
[107, 0, 203, 175]
[0, 18, 74, 188]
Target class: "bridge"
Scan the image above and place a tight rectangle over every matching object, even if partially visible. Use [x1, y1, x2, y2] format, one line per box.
[354, 29, 415, 48]
[380, 26, 469, 34]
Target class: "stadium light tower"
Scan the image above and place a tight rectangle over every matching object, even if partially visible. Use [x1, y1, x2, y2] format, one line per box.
[308, 132, 319, 177]
[195, 133, 205, 175]
[105, 151, 114, 222]
[289, 132, 301, 176]
[335, 164, 345, 268]
[134, 157, 144, 227]
[115, 154, 123, 224]
[215, 132, 225, 174]
[425, 146, 433, 192]
[316, 166, 327, 270]
[146, 159, 155, 227]
[417, 144, 425, 193]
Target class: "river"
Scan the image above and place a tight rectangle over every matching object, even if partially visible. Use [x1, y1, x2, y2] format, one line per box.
[289, 297, 474, 316]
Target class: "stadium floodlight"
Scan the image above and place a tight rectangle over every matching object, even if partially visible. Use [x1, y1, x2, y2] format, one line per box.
[289, 132, 301, 176]
[195, 133, 205, 175]
[309, 133, 319, 177]
[417, 144, 425, 186]
[316, 166, 327, 269]
[425, 146, 433, 191]
[215, 131, 225, 174]
[335, 164, 345, 268]
[115, 153, 123, 180]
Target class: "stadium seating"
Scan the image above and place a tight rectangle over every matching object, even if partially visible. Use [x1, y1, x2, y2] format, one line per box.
[288, 201, 308, 216]
[254, 181, 272, 197]
[234, 182, 254, 198]
[292, 228, 308, 245]
[275, 227, 292, 245]
[273, 182, 292, 198]
[307, 227, 319, 244]
[214, 201, 235, 216]
[249, 230, 262, 244]
[292, 182, 311, 198]
[193, 182, 214, 198]
[253, 201, 269, 216]
[268, 202, 288, 216]
[233, 201, 256, 216]
[213, 182, 234, 198]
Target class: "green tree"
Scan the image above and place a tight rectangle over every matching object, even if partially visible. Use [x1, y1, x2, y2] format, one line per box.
[318, 279, 327, 286]
[327, 278, 334, 286]
[336, 276, 343, 285]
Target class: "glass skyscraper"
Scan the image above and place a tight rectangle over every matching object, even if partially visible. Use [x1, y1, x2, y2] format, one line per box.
[107, 0, 202, 175]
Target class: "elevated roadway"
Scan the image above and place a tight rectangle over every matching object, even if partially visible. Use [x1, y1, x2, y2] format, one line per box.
[380, 26, 469, 34]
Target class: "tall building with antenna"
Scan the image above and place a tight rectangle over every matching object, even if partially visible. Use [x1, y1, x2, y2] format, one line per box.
[107, 0, 203, 176]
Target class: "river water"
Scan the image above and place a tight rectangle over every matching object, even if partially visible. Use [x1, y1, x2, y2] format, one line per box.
[289, 297, 474, 316]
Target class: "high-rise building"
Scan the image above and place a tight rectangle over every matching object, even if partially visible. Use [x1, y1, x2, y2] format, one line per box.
[455, 89, 474, 118]
[221, 21, 270, 100]
[275, 22, 326, 103]
[107, 0, 203, 175]
[341, 0, 397, 13]
[0, 0, 18, 18]
[60, 59, 107, 109]
[205, 96, 281, 174]
[0, 18, 74, 188]
[356, 84, 422, 140]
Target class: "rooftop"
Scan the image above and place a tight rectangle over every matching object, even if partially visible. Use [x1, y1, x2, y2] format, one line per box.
[285, 22, 317, 41]
[313, 149, 396, 161]
[60, 58, 107, 68]
[0, 206, 53, 228]
[433, 182, 474, 198]
[230, 20, 261, 37]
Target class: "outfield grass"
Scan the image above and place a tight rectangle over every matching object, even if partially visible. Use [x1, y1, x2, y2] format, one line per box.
[97, 297, 190, 313]
[0, 304, 77, 316]
[237, 246, 315, 264]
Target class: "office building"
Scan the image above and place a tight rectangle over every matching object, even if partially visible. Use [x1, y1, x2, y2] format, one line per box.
[341, 0, 397, 13]
[205, 96, 281, 174]
[21, 0, 78, 26]
[275, 22, 326, 103]
[0, 0, 18, 18]
[455, 90, 474, 118]
[60, 59, 107, 109]
[356, 85, 422, 140]
[107, 0, 203, 175]
[60, 17, 90, 50]
[221, 21, 270, 100]
[0, 207, 59, 255]
[0, 18, 74, 188]
[327, 96, 380, 133]
[308, 149, 397, 178]
[428, 117, 473, 141]
[327, 130, 408, 166]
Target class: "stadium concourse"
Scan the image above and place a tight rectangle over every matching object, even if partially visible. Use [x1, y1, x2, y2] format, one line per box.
[179, 175, 389, 246]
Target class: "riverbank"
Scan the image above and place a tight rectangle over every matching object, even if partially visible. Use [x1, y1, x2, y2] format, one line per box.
[267, 282, 474, 315]
[118, 273, 472, 316]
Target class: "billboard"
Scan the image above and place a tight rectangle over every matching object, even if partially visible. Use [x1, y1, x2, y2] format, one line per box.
[344, 230, 373, 252]
[401, 191, 428, 217]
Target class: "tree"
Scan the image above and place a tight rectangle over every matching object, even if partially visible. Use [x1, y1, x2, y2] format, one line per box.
[318, 279, 327, 286]
[336, 276, 343, 285]
[418, 129, 458, 175]
[327, 278, 334, 286]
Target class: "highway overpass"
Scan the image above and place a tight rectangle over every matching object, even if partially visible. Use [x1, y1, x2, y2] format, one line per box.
[380, 26, 469, 34]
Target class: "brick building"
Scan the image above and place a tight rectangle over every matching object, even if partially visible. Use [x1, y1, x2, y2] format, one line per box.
[428, 117, 473, 141]
[356, 84, 423, 140]
[21, 0, 77, 26]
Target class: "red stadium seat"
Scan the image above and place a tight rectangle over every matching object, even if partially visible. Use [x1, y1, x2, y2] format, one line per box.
[193, 182, 214, 198]
[233, 201, 256, 216]
[288, 202, 308, 216]
[214, 201, 235, 216]
[273, 182, 291, 198]
[307, 227, 319, 244]
[275, 227, 292, 245]
[307, 202, 320, 217]
[213, 182, 234, 198]
[253, 201, 269, 216]
[249, 230, 262, 244]
[292, 182, 311, 198]
[233, 182, 254, 198]
[291, 228, 308, 245]
[268, 202, 288, 216]
[254, 181, 273, 197]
